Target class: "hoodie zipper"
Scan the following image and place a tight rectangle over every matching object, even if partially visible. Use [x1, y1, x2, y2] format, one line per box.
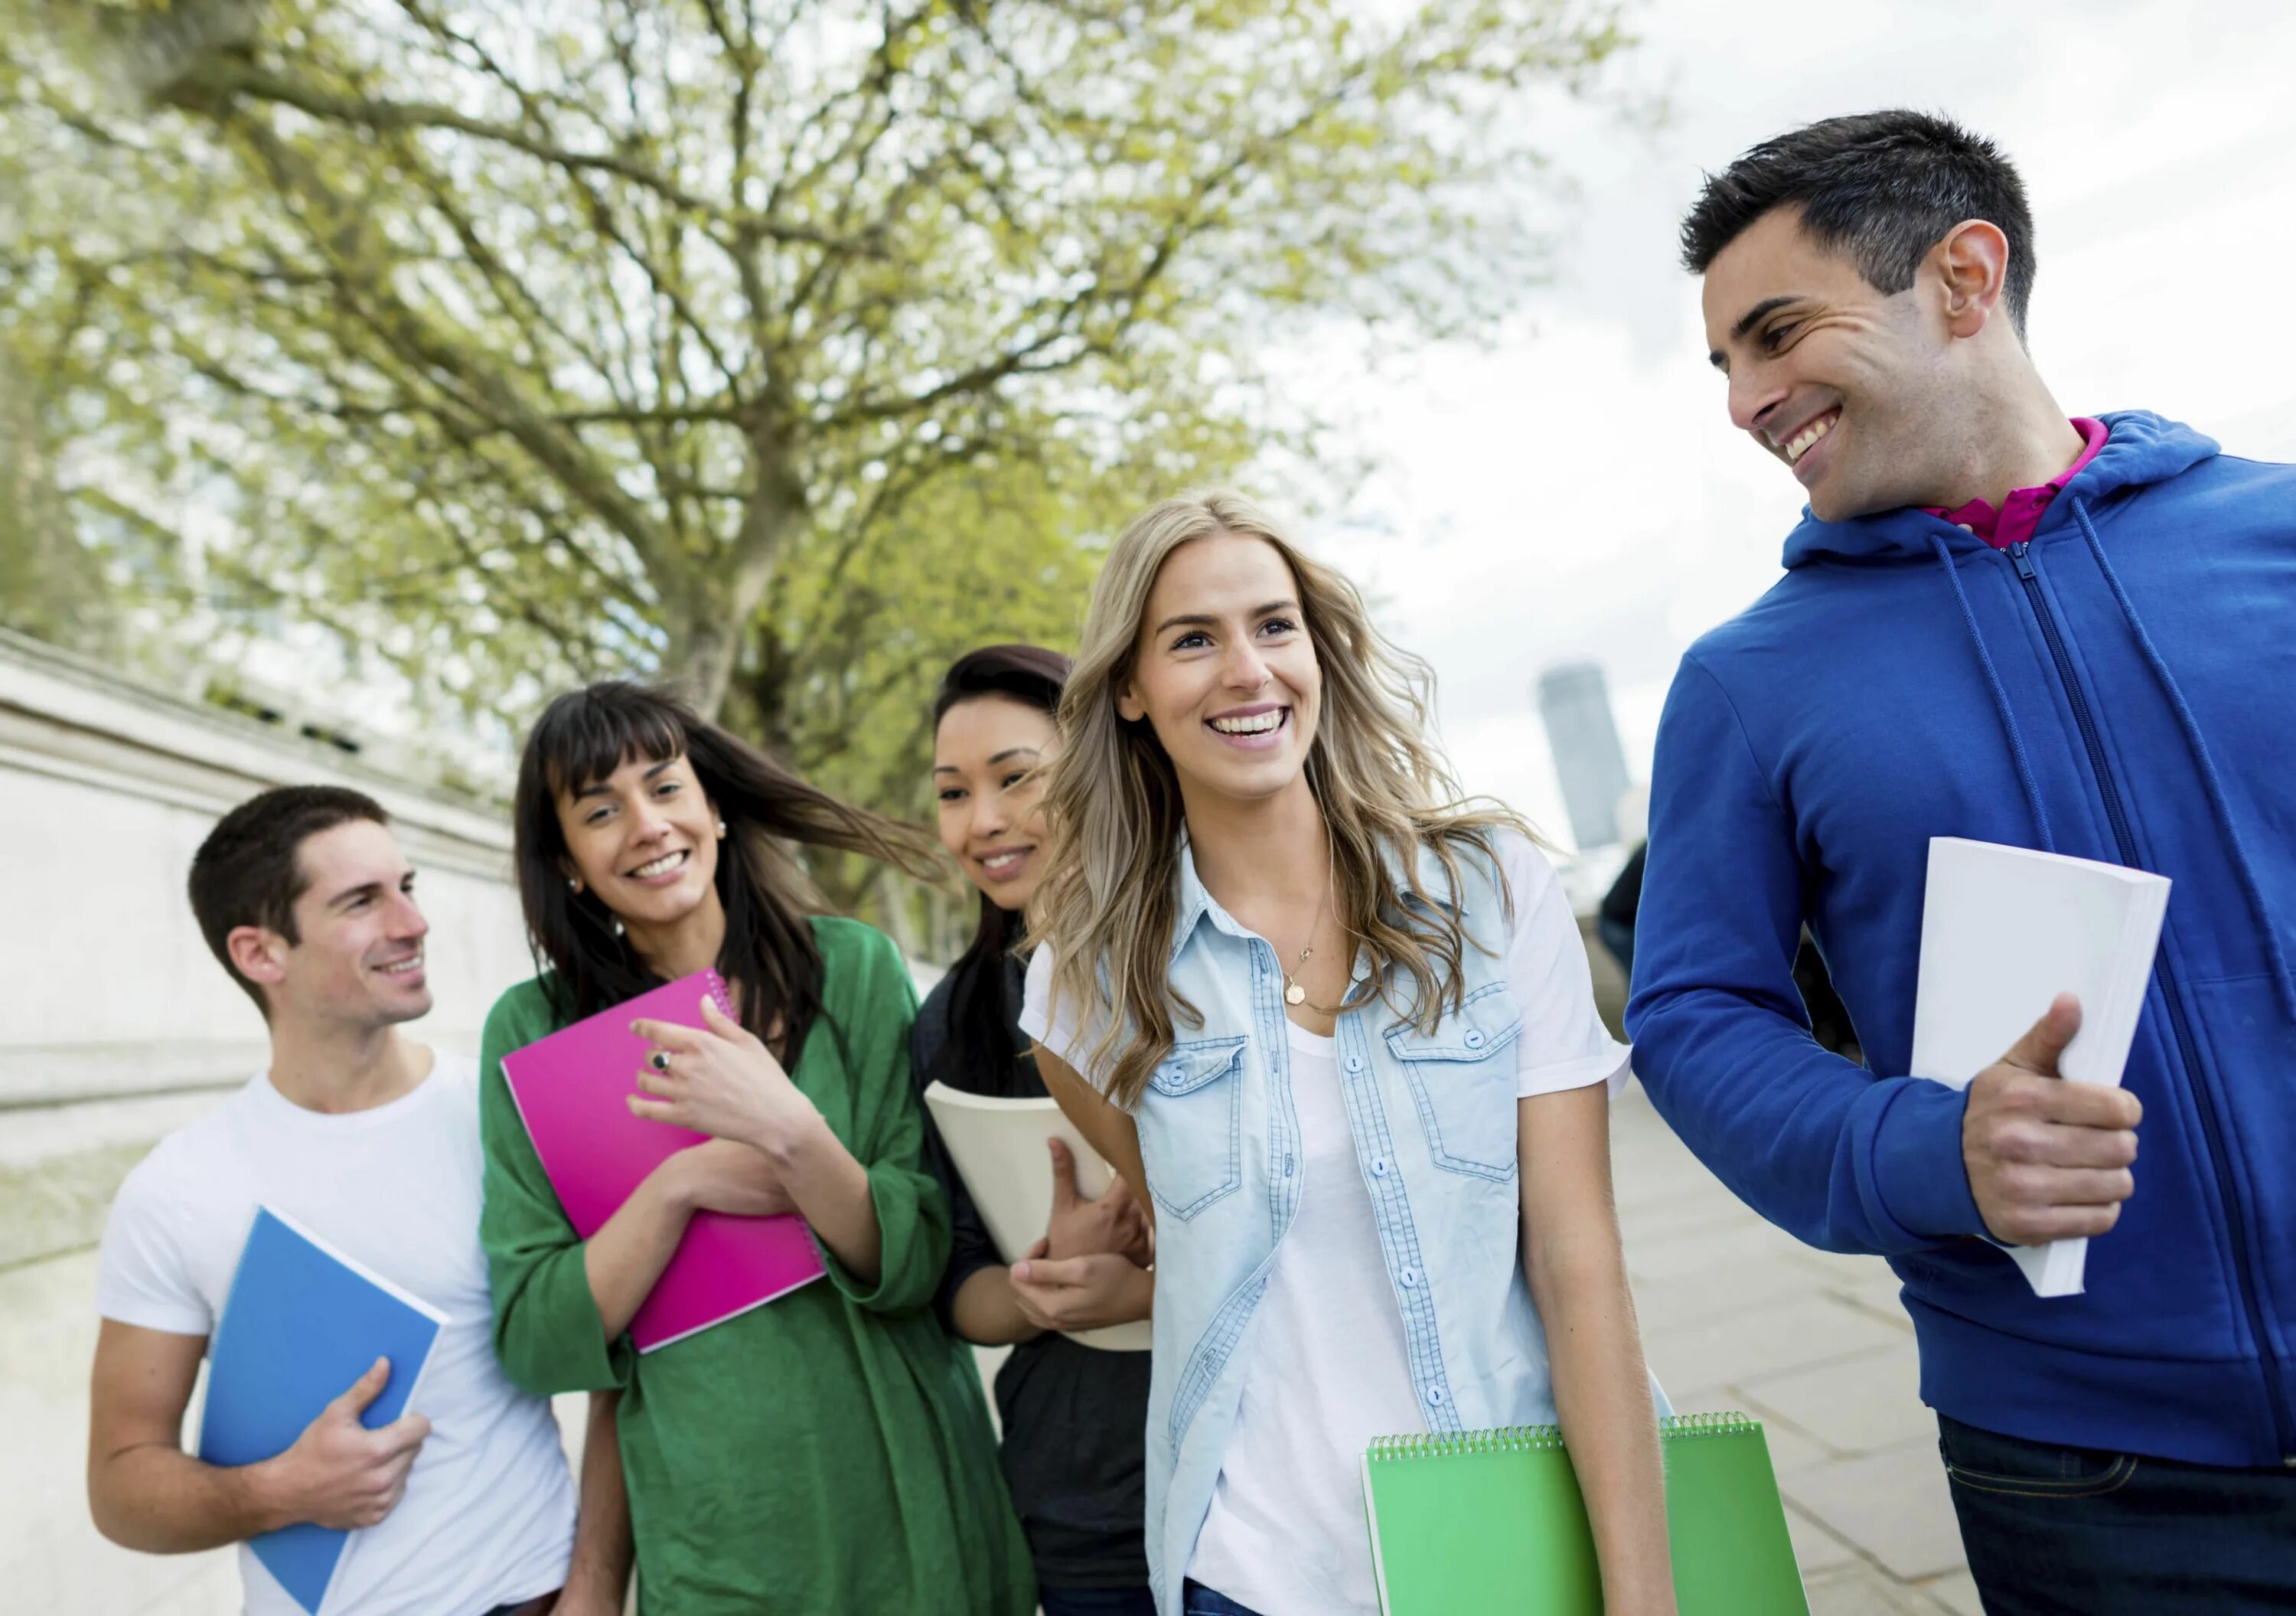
[2007, 539, 2294, 1461]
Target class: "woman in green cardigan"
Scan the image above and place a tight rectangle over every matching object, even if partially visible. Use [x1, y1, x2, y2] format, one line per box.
[478, 680, 1035, 1616]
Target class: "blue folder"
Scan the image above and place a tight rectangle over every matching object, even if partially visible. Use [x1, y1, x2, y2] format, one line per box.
[197, 1206, 447, 1615]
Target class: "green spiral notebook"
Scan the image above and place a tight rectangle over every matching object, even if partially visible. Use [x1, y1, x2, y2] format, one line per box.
[1361, 1412, 1808, 1614]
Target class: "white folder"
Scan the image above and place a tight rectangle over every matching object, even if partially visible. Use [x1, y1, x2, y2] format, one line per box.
[922, 1082, 1152, 1350]
[1910, 837, 2171, 1297]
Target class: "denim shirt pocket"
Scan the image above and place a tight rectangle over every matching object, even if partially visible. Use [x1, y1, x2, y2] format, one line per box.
[1140, 1034, 1249, 1219]
[1385, 981, 1525, 1182]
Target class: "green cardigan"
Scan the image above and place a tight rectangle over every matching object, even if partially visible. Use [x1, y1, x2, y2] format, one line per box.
[478, 916, 1035, 1615]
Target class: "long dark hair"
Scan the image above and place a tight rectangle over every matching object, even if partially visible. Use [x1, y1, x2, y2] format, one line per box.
[514, 681, 940, 1065]
[932, 645, 1071, 1085]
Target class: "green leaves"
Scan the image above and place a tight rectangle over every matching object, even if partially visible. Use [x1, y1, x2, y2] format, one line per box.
[3, 0, 1626, 836]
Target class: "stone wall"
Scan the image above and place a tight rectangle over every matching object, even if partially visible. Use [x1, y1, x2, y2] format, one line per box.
[0, 628, 537, 1614]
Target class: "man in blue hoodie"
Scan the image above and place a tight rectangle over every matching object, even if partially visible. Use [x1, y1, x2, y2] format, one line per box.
[1628, 110, 2295, 1611]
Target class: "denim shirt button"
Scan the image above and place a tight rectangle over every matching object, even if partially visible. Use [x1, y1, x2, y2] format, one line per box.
[1371, 1157, 1388, 1177]
[1400, 1267, 1418, 1287]
[1463, 1030, 1485, 1050]
[1426, 1386, 1446, 1406]
[1345, 1054, 1365, 1073]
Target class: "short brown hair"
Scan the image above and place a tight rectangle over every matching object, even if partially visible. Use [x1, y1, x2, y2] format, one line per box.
[188, 785, 391, 1014]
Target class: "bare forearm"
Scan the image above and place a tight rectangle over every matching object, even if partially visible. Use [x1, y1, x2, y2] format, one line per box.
[773, 1118, 882, 1283]
[951, 1267, 1045, 1347]
[1533, 1243, 1675, 1613]
[583, 1170, 693, 1340]
[560, 1392, 634, 1612]
[91, 1445, 294, 1553]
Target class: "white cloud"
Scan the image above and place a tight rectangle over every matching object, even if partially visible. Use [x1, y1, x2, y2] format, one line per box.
[1296, 0, 2296, 846]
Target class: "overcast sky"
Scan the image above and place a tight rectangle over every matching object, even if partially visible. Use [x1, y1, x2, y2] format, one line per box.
[1304, 0, 2296, 854]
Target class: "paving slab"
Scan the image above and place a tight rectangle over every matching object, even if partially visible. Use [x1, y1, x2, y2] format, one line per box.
[1779, 1440, 1966, 1584]
[1802, 1560, 1942, 1614]
[0, 1250, 238, 1615]
[1916, 1569, 1988, 1616]
[1741, 1340, 1937, 1458]
[1626, 1216, 1804, 1285]
[1828, 1270, 1914, 1322]
[1613, 1082, 1971, 1604]
[1782, 1500, 1859, 1575]
[1629, 1247, 1824, 1336]
[1644, 1291, 1905, 1402]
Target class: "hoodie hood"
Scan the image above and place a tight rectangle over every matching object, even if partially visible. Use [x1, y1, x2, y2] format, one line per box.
[1780, 410, 2221, 569]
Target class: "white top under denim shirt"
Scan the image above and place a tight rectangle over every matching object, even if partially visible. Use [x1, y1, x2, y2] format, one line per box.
[1022, 828, 1666, 1616]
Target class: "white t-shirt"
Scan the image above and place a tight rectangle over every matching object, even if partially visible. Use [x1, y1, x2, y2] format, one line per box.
[1021, 829, 1629, 1615]
[96, 1052, 576, 1616]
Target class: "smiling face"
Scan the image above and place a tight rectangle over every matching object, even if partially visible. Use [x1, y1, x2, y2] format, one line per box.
[555, 750, 725, 932]
[1702, 207, 1979, 521]
[233, 818, 432, 1030]
[1117, 530, 1321, 808]
[933, 694, 1058, 911]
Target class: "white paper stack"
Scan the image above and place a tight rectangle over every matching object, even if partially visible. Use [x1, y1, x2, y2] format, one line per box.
[921, 1082, 1152, 1350]
[1910, 837, 2171, 1298]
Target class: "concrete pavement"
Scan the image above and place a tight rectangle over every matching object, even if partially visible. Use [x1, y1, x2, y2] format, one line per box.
[1612, 1079, 1983, 1615]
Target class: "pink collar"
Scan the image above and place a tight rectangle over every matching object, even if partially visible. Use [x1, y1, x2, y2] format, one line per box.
[1925, 418, 2110, 549]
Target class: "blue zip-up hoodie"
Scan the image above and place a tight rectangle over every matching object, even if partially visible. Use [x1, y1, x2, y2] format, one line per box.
[1626, 411, 2296, 1470]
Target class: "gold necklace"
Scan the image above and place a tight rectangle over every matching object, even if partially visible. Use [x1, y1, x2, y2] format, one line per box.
[1282, 858, 1333, 1008]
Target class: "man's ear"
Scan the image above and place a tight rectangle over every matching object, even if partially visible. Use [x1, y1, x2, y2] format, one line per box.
[1933, 218, 2011, 340]
[226, 925, 289, 991]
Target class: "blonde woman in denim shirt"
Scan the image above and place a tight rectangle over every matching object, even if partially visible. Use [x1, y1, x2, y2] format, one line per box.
[1020, 491, 1675, 1616]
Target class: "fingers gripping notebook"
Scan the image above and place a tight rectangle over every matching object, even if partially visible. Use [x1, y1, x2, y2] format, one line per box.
[500, 970, 826, 1350]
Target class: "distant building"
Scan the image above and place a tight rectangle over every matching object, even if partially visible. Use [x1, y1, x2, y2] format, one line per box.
[1538, 660, 1632, 851]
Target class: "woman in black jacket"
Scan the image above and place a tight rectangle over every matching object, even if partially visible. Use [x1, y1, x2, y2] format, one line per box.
[914, 645, 1156, 1616]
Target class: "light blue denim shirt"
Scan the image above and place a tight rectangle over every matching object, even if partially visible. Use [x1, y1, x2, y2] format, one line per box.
[1031, 834, 1666, 1614]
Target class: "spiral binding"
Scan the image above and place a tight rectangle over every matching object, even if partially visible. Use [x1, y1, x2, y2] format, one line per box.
[1365, 1410, 1762, 1461]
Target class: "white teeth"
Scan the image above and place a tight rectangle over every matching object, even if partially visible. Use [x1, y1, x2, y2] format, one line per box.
[1786, 413, 1836, 463]
[631, 852, 685, 878]
[1210, 710, 1283, 735]
[380, 956, 422, 974]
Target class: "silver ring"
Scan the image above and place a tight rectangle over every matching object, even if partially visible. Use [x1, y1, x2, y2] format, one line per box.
[648, 1050, 671, 1074]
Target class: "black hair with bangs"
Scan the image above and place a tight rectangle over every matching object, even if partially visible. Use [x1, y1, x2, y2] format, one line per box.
[513, 681, 939, 1065]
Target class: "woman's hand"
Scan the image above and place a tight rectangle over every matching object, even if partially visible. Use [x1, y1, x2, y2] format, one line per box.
[1009, 1244, 1153, 1334]
[666, 1138, 795, 1219]
[1041, 1138, 1154, 1264]
[630, 994, 823, 1157]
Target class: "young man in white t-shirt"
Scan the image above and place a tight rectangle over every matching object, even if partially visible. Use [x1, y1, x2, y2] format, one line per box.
[88, 785, 628, 1616]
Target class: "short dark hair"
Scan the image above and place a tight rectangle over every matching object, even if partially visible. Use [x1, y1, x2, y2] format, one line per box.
[189, 785, 391, 1014]
[1681, 110, 2036, 337]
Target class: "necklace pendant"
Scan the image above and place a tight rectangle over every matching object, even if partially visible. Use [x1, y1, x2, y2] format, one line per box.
[1284, 981, 1307, 1007]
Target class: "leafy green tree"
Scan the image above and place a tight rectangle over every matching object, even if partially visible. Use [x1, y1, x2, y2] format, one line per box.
[4, 0, 1627, 837]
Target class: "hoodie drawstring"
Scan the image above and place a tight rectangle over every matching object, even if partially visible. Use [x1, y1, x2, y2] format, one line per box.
[2070, 498, 2296, 1022]
[1926, 532, 2058, 854]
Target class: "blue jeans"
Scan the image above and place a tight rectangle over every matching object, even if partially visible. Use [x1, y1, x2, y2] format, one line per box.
[1179, 1582, 1265, 1616]
[1939, 1414, 2296, 1613]
[1039, 1588, 1157, 1616]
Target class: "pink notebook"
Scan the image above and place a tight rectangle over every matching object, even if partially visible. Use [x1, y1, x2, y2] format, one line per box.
[501, 970, 826, 1351]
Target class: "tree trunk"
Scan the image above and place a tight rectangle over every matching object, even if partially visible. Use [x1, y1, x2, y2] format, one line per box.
[668, 439, 806, 720]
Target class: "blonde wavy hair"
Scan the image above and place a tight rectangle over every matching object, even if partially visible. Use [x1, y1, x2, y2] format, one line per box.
[1029, 490, 1534, 1109]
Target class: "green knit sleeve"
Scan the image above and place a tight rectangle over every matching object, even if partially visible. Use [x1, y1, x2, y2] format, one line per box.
[478, 980, 632, 1396]
[808, 920, 948, 1315]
